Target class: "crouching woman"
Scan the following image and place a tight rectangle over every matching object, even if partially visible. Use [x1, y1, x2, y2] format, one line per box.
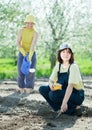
[39, 43, 85, 116]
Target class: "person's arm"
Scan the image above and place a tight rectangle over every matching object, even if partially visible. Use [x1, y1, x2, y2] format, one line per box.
[60, 83, 73, 113]
[17, 29, 22, 49]
[49, 63, 59, 90]
[17, 29, 26, 56]
[49, 79, 55, 91]
[29, 31, 38, 61]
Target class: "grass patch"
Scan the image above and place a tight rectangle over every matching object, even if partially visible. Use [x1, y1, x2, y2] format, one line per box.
[0, 57, 92, 80]
[76, 58, 92, 76]
[36, 58, 51, 77]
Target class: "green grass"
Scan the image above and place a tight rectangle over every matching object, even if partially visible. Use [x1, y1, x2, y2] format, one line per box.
[0, 58, 17, 79]
[76, 58, 92, 76]
[0, 57, 92, 80]
[0, 58, 16, 65]
[36, 58, 51, 77]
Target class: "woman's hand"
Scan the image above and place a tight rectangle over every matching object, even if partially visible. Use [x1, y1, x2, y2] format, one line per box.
[50, 86, 54, 91]
[60, 102, 68, 113]
[60, 84, 73, 113]
[49, 80, 54, 91]
[49, 83, 54, 91]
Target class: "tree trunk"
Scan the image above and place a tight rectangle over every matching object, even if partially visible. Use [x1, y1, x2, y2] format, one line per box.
[50, 51, 56, 69]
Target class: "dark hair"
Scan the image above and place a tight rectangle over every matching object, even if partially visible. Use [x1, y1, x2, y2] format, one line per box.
[58, 48, 74, 64]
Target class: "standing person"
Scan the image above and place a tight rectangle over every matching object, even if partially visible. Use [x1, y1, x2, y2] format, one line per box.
[39, 43, 85, 116]
[17, 15, 38, 94]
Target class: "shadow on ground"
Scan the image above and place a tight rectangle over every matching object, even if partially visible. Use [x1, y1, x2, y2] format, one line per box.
[0, 91, 92, 130]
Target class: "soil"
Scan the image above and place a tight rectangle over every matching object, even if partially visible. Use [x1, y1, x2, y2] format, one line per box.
[0, 76, 92, 130]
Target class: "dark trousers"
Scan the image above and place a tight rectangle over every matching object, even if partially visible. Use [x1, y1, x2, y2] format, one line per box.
[17, 52, 36, 89]
[39, 85, 84, 114]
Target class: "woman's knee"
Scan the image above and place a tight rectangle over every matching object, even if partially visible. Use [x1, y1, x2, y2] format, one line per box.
[39, 86, 44, 94]
[39, 86, 50, 95]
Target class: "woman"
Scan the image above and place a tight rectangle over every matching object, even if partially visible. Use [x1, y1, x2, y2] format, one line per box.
[17, 15, 38, 94]
[39, 43, 85, 116]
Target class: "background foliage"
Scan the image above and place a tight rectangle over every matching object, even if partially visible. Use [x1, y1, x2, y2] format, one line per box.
[0, 0, 92, 79]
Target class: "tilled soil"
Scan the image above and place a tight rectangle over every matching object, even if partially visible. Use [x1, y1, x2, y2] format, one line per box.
[0, 77, 92, 130]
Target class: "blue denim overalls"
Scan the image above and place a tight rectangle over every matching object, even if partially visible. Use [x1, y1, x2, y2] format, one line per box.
[39, 64, 84, 115]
